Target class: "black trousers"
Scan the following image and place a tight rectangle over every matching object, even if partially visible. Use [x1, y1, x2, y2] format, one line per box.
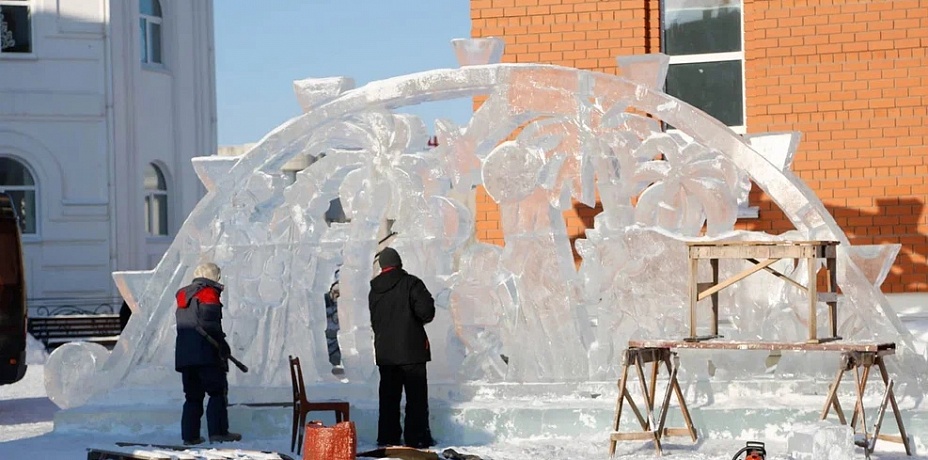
[180, 365, 229, 441]
[377, 363, 433, 447]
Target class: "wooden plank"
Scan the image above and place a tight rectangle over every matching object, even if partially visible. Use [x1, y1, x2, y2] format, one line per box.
[820, 367, 847, 425]
[610, 432, 657, 441]
[686, 240, 838, 247]
[697, 257, 780, 301]
[876, 434, 905, 443]
[688, 257, 698, 339]
[662, 428, 694, 437]
[628, 340, 895, 353]
[877, 357, 913, 455]
[868, 379, 893, 454]
[690, 244, 831, 260]
[746, 258, 808, 291]
[807, 255, 818, 342]
[710, 258, 719, 336]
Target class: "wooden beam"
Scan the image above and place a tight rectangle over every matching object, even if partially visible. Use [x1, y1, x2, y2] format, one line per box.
[697, 257, 780, 301]
[745, 258, 807, 291]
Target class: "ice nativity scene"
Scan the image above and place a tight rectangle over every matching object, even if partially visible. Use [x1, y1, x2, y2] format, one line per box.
[5, 38, 928, 460]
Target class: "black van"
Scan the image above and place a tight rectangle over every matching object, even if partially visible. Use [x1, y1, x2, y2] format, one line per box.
[0, 192, 27, 385]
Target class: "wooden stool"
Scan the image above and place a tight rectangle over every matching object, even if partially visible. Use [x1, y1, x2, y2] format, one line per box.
[608, 347, 697, 456]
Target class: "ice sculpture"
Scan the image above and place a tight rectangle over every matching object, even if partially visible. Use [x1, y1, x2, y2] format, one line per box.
[44, 342, 111, 409]
[44, 40, 928, 409]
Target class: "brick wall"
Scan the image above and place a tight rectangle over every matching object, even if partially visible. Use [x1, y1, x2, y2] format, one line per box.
[471, 0, 928, 293]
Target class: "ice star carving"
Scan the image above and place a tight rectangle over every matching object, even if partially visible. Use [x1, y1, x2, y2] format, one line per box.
[192, 155, 240, 193]
[112, 270, 156, 316]
[848, 244, 901, 288]
[745, 132, 800, 172]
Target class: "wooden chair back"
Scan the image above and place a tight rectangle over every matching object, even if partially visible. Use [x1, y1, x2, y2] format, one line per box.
[289, 355, 306, 405]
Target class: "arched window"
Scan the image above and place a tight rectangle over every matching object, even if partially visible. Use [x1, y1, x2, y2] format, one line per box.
[139, 0, 162, 65]
[0, 157, 37, 234]
[144, 164, 168, 236]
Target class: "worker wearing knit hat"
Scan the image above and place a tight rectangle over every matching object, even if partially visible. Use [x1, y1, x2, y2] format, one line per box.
[368, 247, 436, 448]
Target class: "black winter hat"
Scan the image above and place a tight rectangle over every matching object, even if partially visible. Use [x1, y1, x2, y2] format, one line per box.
[378, 247, 402, 269]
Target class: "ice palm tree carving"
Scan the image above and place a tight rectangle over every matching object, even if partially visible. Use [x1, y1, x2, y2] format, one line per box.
[633, 134, 741, 236]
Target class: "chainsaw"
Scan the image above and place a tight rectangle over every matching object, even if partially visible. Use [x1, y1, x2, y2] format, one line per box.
[731, 441, 766, 460]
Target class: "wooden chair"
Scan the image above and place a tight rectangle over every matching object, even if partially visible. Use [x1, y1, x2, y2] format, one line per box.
[289, 355, 351, 452]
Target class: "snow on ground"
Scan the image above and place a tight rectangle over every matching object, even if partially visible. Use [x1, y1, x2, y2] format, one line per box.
[2, 323, 928, 459]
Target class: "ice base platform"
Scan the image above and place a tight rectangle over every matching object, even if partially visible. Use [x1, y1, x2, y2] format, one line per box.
[52, 381, 927, 449]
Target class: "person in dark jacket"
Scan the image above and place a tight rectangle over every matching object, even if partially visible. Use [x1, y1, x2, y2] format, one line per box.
[324, 268, 344, 375]
[174, 262, 242, 446]
[118, 300, 131, 331]
[368, 247, 436, 448]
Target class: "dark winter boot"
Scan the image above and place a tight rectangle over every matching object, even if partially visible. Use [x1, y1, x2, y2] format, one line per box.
[442, 448, 482, 460]
[209, 432, 242, 443]
[183, 437, 205, 446]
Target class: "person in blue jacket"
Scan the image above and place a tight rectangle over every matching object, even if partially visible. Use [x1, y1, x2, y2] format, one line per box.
[174, 262, 242, 445]
[324, 268, 345, 375]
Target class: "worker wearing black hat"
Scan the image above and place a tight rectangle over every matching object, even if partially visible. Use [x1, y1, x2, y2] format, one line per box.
[368, 247, 436, 448]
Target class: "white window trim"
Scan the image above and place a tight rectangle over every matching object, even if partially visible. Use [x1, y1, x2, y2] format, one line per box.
[140, 11, 162, 66]
[0, 0, 35, 58]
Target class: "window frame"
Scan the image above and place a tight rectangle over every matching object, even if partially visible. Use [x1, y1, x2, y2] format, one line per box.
[143, 163, 170, 237]
[139, 0, 163, 67]
[0, 0, 35, 59]
[661, 0, 747, 134]
[0, 156, 39, 236]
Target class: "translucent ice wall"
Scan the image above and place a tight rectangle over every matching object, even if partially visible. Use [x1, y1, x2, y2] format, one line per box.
[44, 41, 927, 408]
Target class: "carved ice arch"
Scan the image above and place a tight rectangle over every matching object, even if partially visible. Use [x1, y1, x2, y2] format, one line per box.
[43, 61, 926, 408]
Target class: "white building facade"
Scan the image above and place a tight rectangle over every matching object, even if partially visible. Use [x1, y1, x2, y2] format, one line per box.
[0, 0, 216, 310]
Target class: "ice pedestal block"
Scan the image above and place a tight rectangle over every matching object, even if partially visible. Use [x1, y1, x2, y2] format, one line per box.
[47, 43, 927, 414]
[615, 54, 670, 90]
[787, 422, 854, 460]
[451, 38, 505, 66]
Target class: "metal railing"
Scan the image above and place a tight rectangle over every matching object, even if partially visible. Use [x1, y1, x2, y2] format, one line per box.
[27, 296, 123, 317]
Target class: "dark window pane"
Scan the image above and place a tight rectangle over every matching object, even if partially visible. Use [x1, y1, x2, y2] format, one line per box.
[139, 18, 148, 63]
[140, 0, 162, 17]
[3, 190, 35, 234]
[666, 60, 743, 126]
[0, 158, 34, 186]
[150, 23, 161, 64]
[0, 5, 32, 54]
[144, 195, 151, 233]
[663, 1, 741, 55]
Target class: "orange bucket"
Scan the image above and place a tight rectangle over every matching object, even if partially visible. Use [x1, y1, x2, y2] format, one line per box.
[303, 420, 357, 460]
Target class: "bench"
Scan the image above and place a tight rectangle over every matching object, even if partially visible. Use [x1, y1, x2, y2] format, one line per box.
[28, 314, 123, 351]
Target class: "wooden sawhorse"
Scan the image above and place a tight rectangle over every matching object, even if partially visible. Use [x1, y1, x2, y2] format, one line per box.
[610, 340, 911, 457]
[686, 240, 840, 344]
[607, 347, 697, 456]
[821, 346, 911, 456]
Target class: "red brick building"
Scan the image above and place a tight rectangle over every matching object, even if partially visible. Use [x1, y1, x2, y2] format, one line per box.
[470, 0, 928, 293]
